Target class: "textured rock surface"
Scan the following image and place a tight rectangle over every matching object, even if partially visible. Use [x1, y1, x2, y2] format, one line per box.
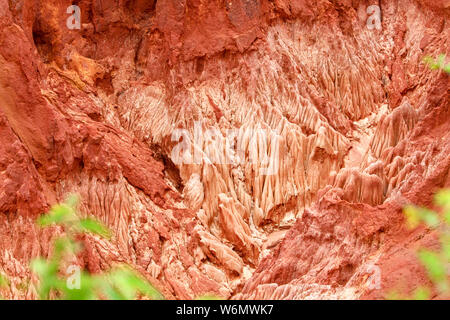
[0, 0, 449, 299]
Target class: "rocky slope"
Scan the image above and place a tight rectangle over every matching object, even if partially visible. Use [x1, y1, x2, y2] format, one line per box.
[0, 0, 448, 299]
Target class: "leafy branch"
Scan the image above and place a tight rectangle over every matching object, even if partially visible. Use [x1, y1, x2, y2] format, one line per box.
[389, 189, 450, 299]
[28, 194, 164, 300]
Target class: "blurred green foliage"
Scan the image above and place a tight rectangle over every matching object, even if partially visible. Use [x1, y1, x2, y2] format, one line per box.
[10, 194, 163, 300]
[423, 54, 450, 74]
[390, 189, 450, 299]
[0, 273, 8, 299]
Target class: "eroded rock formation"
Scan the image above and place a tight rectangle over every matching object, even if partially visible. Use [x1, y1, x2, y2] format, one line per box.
[0, 0, 448, 299]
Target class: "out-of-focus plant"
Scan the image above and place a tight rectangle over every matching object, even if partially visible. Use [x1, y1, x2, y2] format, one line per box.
[0, 273, 8, 299]
[423, 54, 450, 74]
[30, 194, 163, 300]
[388, 189, 450, 300]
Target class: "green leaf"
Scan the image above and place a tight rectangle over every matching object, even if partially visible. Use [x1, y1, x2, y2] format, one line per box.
[436, 54, 446, 68]
[444, 211, 450, 226]
[413, 286, 431, 300]
[127, 272, 163, 300]
[435, 190, 450, 208]
[404, 206, 421, 229]
[423, 55, 450, 74]
[108, 268, 163, 300]
[418, 250, 446, 287]
[0, 273, 8, 288]
[78, 218, 111, 239]
[31, 258, 60, 300]
[32, 195, 164, 300]
[418, 208, 440, 228]
[423, 56, 434, 66]
[62, 272, 98, 300]
[404, 206, 440, 229]
[37, 195, 80, 228]
[443, 64, 450, 75]
[65, 194, 80, 209]
[38, 204, 75, 227]
[109, 270, 138, 300]
[100, 281, 127, 300]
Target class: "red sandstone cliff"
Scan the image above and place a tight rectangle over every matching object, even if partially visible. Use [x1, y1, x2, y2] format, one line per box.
[0, 0, 448, 299]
